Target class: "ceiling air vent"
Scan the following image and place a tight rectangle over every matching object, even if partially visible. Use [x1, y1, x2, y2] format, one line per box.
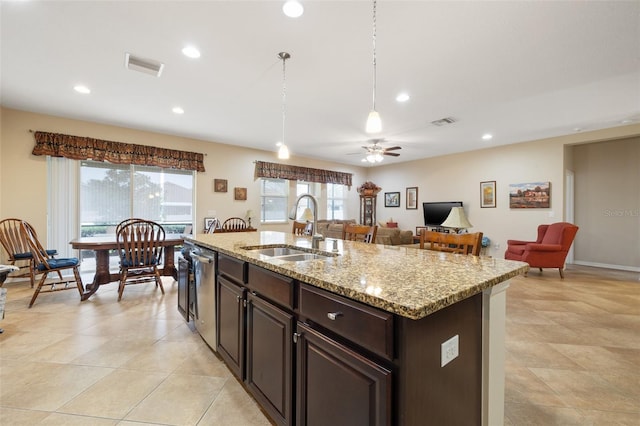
[125, 53, 164, 77]
[430, 117, 457, 127]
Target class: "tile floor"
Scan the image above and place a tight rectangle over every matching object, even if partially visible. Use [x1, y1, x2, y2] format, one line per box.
[0, 264, 638, 425]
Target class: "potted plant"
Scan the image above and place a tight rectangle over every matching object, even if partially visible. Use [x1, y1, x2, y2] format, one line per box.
[357, 181, 381, 196]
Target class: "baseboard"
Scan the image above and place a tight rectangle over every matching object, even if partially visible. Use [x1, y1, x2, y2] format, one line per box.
[572, 260, 640, 273]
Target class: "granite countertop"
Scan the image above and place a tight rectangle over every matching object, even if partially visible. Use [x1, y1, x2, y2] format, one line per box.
[185, 231, 529, 320]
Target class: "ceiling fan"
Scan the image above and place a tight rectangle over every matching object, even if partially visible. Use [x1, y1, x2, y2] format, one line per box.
[361, 139, 401, 163]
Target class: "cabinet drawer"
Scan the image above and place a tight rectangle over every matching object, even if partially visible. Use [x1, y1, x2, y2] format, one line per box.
[298, 283, 394, 360]
[218, 253, 247, 284]
[247, 264, 294, 310]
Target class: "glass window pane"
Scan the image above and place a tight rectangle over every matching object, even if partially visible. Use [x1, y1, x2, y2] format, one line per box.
[80, 161, 130, 227]
[261, 179, 288, 223]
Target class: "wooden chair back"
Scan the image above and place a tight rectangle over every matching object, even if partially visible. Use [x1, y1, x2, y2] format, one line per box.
[116, 219, 166, 301]
[342, 224, 377, 244]
[0, 218, 58, 288]
[420, 230, 483, 256]
[115, 218, 146, 236]
[19, 221, 84, 307]
[292, 221, 312, 236]
[221, 217, 247, 231]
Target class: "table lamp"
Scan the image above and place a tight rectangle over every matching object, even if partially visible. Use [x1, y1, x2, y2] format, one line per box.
[440, 207, 472, 233]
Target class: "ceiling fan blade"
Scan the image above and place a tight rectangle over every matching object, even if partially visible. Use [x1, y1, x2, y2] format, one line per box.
[384, 152, 401, 157]
[384, 146, 402, 151]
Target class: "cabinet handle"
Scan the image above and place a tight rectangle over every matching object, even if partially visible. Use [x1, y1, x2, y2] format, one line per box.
[293, 332, 302, 343]
[327, 312, 343, 321]
[236, 295, 241, 302]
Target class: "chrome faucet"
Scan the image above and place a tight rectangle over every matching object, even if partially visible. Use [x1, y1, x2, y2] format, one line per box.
[289, 193, 324, 249]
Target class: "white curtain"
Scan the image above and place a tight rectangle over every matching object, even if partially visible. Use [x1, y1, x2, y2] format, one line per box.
[47, 156, 78, 259]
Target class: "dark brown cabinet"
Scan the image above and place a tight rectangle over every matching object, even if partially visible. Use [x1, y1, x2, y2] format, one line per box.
[216, 275, 245, 379]
[295, 322, 392, 426]
[246, 292, 294, 426]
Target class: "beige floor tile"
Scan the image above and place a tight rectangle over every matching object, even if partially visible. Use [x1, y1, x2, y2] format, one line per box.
[0, 329, 72, 359]
[578, 408, 640, 426]
[39, 412, 119, 425]
[505, 341, 583, 370]
[198, 377, 272, 426]
[0, 362, 112, 411]
[0, 407, 51, 425]
[58, 369, 168, 419]
[70, 335, 159, 368]
[551, 344, 640, 375]
[119, 339, 204, 373]
[505, 402, 586, 425]
[29, 334, 111, 364]
[504, 365, 566, 407]
[530, 368, 639, 413]
[124, 373, 227, 425]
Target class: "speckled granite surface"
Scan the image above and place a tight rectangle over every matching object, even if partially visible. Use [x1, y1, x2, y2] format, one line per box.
[185, 231, 529, 320]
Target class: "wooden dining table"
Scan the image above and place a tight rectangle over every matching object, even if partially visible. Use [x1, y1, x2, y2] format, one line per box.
[69, 234, 184, 300]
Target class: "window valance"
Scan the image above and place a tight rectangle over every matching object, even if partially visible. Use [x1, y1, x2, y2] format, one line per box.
[255, 161, 352, 187]
[31, 131, 205, 172]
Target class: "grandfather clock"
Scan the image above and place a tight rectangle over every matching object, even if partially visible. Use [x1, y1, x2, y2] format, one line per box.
[359, 195, 377, 226]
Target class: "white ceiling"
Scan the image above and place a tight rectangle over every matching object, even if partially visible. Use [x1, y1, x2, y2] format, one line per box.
[2, 1, 639, 167]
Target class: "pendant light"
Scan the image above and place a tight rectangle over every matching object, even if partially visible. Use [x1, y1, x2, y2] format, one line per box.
[277, 52, 291, 160]
[365, 0, 382, 134]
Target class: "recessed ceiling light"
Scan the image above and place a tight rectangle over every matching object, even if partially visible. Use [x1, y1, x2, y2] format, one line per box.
[482, 133, 493, 140]
[573, 127, 583, 132]
[172, 106, 184, 114]
[396, 93, 410, 103]
[283, 1, 304, 18]
[620, 119, 634, 124]
[74, 85, 90, 94]
[182, 46, 201, 59]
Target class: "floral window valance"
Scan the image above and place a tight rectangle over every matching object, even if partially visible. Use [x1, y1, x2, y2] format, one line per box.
[255, 161, 352, 187]
[31, 131, 205, 172]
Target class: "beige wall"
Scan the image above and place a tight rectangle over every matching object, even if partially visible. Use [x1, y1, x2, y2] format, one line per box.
[572, 137, 640, 269]
[366, 125, 640, 268]
[0, 108, 366, 256]
[2, 107, 639, 270]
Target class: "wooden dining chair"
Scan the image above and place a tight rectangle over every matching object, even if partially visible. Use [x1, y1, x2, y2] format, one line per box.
[342, 224, 377, 244]
[420, 230, 483, 256]
[19, 221, 84, 307]
[115, 218, 146, 236]
[221, 217, 247, 231]
[0, 218, 60, 288]
[292, 221, 312, 236]
[116, 219, 165, 301]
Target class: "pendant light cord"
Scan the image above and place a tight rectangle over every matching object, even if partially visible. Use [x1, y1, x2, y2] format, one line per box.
[371, 0, 377, 111]
[281, 54, 287, 145]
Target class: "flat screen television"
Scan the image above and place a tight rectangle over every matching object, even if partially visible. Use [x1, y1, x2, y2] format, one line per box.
[423, 201, 463, 227]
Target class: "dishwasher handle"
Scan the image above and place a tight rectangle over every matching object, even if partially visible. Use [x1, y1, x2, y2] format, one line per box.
[191, 253, 214, 264]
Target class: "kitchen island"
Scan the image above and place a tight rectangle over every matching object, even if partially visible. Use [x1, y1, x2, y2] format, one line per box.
[185, 231, 528, 426]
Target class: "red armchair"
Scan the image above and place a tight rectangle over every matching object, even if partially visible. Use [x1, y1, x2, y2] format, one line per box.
[505, 222, 579, 278]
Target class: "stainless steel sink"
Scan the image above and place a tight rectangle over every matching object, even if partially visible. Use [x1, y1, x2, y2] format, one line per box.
[250, 247, 307, 257]
[241, 244, 338, 261]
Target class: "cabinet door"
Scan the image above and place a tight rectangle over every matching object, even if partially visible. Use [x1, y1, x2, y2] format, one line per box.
[217, 275, 245, 379]
[296, 322, 392, 426]
[246, 292, 294, 426]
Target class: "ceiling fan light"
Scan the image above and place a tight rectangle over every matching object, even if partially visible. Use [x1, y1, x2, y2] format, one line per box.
[278, 144, 290, 159]
[366, 110, 382, 134]
[374, 153, 383, 162]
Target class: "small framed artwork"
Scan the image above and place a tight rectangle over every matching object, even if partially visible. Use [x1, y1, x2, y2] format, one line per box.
[480, 181, 496, 208]
[406, 187, 418, 209]
[234, 187, 247, 201]
[384, 192, 400, 207]
[214, 179, 228, 193]
[509, 181, 550, 208]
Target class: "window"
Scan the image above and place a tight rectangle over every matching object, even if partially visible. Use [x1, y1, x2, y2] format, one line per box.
[327, 183, 347, 220]
[260, 178, 289, 223]
[80, 161, 194, 235]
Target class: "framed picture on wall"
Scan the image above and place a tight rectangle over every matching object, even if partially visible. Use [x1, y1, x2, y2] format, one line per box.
[214, 179, 228, 193]
[480, 181, 496, 208]
[509, 181, 550, 208]
[234, 187, 247, 201]
[384, 192, 400, 207]
[406, 187, 418, 209]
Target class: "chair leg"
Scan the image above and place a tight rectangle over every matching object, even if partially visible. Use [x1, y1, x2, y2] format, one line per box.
[118, 275, 126, 302]
[559, 268, 564, 279]
[155, 268, 165, 295]
[29, 271, 49, 308]
[73, 267, 84, 297]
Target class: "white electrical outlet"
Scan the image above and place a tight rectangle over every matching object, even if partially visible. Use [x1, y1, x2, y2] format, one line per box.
[494, 243, 500, 250]
[441, 335, 459, 367]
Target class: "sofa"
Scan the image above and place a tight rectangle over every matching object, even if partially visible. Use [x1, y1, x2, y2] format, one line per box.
[315, 220, 414, 246]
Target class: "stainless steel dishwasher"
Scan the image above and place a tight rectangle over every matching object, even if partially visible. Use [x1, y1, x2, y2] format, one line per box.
[190, 243, 217, 351]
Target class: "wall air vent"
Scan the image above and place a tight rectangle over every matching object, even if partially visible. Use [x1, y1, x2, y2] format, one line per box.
[124, 53, 164, 77]
[430, 117, 457, 127]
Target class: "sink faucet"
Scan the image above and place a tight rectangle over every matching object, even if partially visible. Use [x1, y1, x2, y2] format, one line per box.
[289, 193, 324, 249]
